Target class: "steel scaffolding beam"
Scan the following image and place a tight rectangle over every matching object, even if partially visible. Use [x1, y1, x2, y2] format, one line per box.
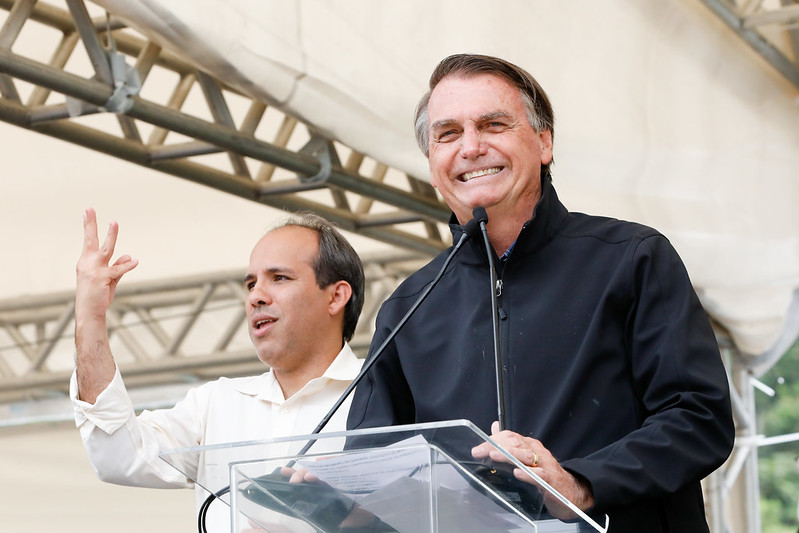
[0, 0, 450, 423]
[0, 0, 450, 258]
[696, 0, 799, 90]
[0, 253, 427, 410]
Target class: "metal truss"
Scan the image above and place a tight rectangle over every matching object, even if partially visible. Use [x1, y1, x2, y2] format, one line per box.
[0, 0, 451, 258]
[0, 0, 449, 413]
[0, 252, 427, 411]
[701, 332, 799, 533]
[696, 0, 799, 90]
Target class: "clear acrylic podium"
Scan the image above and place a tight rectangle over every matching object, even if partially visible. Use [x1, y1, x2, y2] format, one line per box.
[160, 420, 608, 532]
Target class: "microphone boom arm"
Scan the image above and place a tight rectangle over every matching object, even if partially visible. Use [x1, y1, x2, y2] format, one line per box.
[473, 207, 508, 432]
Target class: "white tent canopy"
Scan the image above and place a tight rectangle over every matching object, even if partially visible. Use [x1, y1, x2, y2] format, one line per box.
[2, 2, 798, 532]
[91, 0, 799, 371]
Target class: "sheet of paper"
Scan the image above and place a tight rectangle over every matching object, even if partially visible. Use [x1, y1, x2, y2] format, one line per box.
[296, 435, 542, 532]
[297, 435, 431, 496]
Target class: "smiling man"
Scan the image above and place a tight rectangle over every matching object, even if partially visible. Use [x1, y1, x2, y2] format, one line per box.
[347, 54, 734, 532]
[71, 209, 364, 530]
[425, 70, 552, 256]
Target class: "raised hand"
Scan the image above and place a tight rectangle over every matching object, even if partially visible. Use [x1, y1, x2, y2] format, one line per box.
[74, 208, 138, 403]
[75, 208, 138, 320]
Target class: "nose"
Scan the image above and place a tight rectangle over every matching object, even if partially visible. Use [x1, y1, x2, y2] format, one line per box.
[459, 126, 485, 159]
[247, 282, 271, 307]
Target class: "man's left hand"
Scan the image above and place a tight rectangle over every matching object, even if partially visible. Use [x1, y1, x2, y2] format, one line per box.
[471, 421, 594, 518]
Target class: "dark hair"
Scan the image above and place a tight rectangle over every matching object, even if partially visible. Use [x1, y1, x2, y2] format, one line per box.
[414, 53, 555, 180]
[273, 213, 365, 342]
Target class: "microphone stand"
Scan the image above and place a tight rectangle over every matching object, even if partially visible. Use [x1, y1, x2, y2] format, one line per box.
[198, 216, 482, 532]
[472, 207, 508, 431]
[293, 214, 481, 459]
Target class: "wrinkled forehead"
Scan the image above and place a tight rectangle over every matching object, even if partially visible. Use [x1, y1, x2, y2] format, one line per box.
[428, 73, 525, 122]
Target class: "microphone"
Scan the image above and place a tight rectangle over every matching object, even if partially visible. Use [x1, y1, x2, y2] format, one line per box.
[294, 212, 482, 456]
[472, 206, 488, 226]
[472, 206, 508, 432]
[198, 212, 483, 532]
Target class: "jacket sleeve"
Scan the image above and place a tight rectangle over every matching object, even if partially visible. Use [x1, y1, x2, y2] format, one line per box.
[71, 367, 205, 488]
[561, 234, 735, 510]
[346, 304, 416, 433]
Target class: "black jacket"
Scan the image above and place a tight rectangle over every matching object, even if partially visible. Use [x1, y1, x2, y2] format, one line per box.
[347, 179, 734, 532]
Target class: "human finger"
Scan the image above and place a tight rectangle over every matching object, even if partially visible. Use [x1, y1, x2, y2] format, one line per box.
[281, 466, 310, 484]
[289, 468, 306, 484]
[474, 426, 546, 470]
[82, 207, 99, 252]
[495, 433, 547, 470]
[288, 467, 319, 484]
[471, 424, 520, 461]
[505, 444, 543, 470]
[471, 440, 492, 459]
[472, 421, 503, 458]
[109, 255, 139, 280]
[98, 220, 120, 262]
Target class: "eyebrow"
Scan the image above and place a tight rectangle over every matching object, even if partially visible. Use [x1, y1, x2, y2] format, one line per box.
[477, 111, 514, 123]
[430, 118, 459, 131]
[431, 111, 514, 131]
[242, 266, 294, 284]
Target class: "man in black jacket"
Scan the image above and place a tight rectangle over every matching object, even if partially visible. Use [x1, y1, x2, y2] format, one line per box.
[347, 54, 734, 532]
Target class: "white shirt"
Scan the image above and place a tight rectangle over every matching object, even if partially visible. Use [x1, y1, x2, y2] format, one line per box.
[71, 343, 362, 530]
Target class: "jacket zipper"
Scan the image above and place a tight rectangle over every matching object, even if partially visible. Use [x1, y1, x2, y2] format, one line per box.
[496, 278, 507, 320]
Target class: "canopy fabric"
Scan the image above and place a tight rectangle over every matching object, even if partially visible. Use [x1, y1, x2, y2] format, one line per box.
[90, 0, 799, 373]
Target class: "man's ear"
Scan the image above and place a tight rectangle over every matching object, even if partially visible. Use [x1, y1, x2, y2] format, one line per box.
[327, 280, 352, 317]
[538, 129, 553, 165]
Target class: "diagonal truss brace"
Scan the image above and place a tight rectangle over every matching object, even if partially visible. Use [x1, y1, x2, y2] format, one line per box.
[0, 253, 428, 407]
[696, 0, 799, 90]
[0, 0, 451, 420]
[0, 0, 450, 257]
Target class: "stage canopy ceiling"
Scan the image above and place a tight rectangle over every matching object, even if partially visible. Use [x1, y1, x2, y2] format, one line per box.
[89, 0, 799, 371]
[0, 0, 798, 408]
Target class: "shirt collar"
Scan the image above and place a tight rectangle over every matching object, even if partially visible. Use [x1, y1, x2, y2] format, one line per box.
[233, 342, 362, 403]
[499, 241, 516, 262]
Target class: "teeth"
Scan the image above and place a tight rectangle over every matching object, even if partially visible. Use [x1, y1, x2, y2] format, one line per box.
[462, 167, 501, 182]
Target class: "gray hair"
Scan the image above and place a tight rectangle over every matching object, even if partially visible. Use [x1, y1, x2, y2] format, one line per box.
[414, 53, 555, 180]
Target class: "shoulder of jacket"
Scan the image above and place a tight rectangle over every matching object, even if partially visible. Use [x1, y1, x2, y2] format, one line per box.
[558, 211, 663, 245]
[380, 249, 456, 306]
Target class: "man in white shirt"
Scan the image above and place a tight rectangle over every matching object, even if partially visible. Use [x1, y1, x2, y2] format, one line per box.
[71, 208, 365, 530]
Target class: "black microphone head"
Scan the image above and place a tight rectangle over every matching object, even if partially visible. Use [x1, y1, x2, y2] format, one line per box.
[472, 206, 489, 225]
[461, 206, 487, 242]
[462, 217, 482, 241]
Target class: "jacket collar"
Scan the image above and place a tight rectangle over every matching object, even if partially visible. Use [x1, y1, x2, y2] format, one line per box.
[448, 177, 569, 265]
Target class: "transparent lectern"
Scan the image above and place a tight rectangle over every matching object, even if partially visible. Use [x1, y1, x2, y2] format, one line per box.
[160, 420, 608, 532]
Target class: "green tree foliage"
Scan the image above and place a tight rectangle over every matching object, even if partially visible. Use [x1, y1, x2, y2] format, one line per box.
[756, 339, 799, 532]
